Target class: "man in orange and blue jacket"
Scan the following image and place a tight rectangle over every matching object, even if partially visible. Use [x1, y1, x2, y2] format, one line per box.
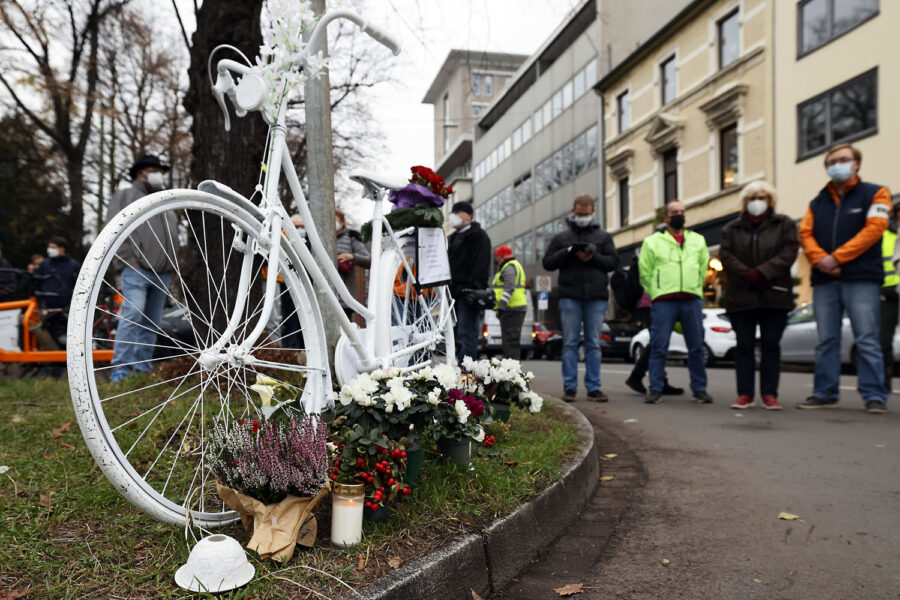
[798, 143, 892, 414]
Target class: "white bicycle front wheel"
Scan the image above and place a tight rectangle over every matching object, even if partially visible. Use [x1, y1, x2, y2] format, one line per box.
[375, 235, 455, 369]
[68, 189, 329, 527]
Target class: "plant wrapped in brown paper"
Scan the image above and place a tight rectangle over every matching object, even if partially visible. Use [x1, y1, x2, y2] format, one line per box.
[207, 414, 329, 561]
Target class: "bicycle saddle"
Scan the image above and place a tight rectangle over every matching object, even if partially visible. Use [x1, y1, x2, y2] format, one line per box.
[348, 170, 407, 193]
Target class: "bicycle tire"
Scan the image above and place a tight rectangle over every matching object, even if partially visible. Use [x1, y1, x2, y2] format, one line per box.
[374, 235, 455, 369]
[68, 189, 329, 527]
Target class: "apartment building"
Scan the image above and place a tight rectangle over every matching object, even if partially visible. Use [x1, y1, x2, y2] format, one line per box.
[422, 50, 528, 210]
[595, 0, 772, 307]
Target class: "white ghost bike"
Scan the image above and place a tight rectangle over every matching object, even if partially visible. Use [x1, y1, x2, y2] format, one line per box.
[66, 8, 454, 528]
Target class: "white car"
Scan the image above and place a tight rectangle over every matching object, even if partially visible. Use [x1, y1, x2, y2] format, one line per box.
[780, 302, 900, 364]
[628, 308, 738, 367]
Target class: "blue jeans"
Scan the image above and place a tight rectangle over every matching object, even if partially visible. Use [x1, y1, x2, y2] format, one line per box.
[112, 267, 172, 376]
[813, 280, 888, 403]
[559, 298, 607, 392]
[454, 299, 483, 361]
[649, 298, 707, 393]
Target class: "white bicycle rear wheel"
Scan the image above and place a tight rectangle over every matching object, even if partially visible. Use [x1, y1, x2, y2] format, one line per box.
[375, 235, 455, 369]
[68, 189, 328, 527]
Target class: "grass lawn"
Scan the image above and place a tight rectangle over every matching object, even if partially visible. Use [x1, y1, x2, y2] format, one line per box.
[0, 376, 580, 599]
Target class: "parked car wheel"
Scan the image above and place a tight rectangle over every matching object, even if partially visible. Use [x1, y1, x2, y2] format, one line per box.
[632, 343, 645, 364]
[704, 343, 714, 367]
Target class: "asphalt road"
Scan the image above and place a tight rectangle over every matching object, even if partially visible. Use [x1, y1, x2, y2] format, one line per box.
[515, 358, 900, 600]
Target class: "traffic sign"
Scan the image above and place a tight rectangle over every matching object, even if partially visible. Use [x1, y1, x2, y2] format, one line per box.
[537, 291, 549, 311]
[535, 275, 552, 292]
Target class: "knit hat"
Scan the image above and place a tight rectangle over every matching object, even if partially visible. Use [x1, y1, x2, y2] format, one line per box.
[451, 201, 473, 215]
[494, 245, 514, 259]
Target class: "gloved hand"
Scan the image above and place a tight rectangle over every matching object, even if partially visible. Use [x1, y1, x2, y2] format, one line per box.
[496, 309, 505, 319]
[743, 268, 768, 290]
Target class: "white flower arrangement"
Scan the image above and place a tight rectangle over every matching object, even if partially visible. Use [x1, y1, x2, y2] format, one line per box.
[461, 356, 543, 414]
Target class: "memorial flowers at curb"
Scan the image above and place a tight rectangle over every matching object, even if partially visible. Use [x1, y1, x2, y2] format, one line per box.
[461, 356, 543, 414]
[328, 426, 410, 510]
[336, 368, 434, 444]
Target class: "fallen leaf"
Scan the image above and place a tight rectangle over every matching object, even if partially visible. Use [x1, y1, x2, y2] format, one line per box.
[599, 476, 614, 482]
[753, 578, 762, 583]
[661, 558, 670, 567]
[38, 493, 51, 507]
[503, 461, 518, 467]
[601, 453, 618, 460]
[388, 556, 403, 570]
[57, 440, 75, 450]
[554, 582, 584, 596]
[356, 554, 366, 571]
[42, 454, 53, 459]
[471, 590, 484, 600]
[11, 414, 24, 423]
[778, 512, 804, 522]
[1, 586, 32, 599]
[51, 421, 72, 439]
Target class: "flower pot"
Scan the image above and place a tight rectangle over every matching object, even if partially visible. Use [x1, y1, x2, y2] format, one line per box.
[330, 483, 364, 548]
[404, 442, 425, 488]
[363, 502, 389, 522]
[438, 437, 471, 466]
[491, 401, 511, 423]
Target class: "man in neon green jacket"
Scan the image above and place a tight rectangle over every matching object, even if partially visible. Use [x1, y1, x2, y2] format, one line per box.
[638, 201, 713, 405]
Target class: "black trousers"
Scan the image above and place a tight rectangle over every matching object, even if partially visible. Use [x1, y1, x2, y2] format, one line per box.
[499, 309, 526, 359]
[729, 308, 788, 397]
[879, 288, 898, 388]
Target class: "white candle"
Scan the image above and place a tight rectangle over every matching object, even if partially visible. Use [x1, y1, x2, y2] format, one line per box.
[331, 492, 364, 548]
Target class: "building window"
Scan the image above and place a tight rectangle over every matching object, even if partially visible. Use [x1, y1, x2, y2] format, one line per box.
[661, 56, 676, 105]
[720, 124, 739, 189]
[473, 105, 481, 117]
[542, 100, 552, 126]
[562, 80, 573, 110]
[574, 133, 587, 176]
[718, 10, 740, 69]
[542, 157, 554, 194]
[663, 148, 678, 204]
[619, 178, 630, 227]
[515, 174, 532, 210]
[574, 69, 585, 99]
[552, 90, 563, 119]
[617, 90, 630, 134]
[553, 150, 564, 188]
[472, 74, 481, 96]
[522, 118, 531, 143]
[512, 128, 522, 151]
[535, 160, 545, 197]
[484, 75, 493, 96]
[586, 126, 599, 168]
[797, 68, 877, 159]
[584, 59, 597, 87]
[533, 107, 543, 133]
[799, 0, 878, 56]
[563, 141, 574, 183]
[443, 93, 450, 153]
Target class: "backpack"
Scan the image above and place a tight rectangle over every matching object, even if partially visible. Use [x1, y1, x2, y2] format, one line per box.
[611, 256, 643, 309]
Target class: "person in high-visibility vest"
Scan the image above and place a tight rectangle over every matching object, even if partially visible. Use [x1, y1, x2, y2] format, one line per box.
[879, 220, 898, 388]
[492, 245, 527, 359]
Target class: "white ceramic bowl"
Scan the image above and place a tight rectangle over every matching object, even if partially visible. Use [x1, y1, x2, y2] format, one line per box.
[174, 534, 255, 593]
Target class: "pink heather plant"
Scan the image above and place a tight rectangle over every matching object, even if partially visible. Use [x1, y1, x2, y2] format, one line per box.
[208, 415, 328, 504]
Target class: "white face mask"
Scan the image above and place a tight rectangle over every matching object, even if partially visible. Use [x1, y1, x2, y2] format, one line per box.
[336, 221, 342, 231]
[448, 213, 463, 229]
[47, 247, 60, 258]
[146, 171, 166, 190]
[746, 199, 768, 217]
[572, 214, 593, 228]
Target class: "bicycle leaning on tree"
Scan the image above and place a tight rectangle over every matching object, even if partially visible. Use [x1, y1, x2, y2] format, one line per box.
[66, 7, 455, 528]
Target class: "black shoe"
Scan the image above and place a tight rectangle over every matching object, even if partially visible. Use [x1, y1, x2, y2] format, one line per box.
[661, 383, 684, 395]
[587, 389, 609, 402]
[693, 391, 714, 404]
[563, 389, 577, 402]
[625, 377, 646, 394]
[865, 400, 887, 414]
[797, 396, 838, 409]
[645, 391, 662, 404]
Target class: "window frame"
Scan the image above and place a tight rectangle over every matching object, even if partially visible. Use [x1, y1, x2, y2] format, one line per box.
[717, 9, 740, 70]
[662, 147, 679, 205]
[797, 0, 879, 58]
[619, 177, 630, 228]
[660, 55, 677, 106]
[472, 73, 481, 96]
[796, 67, 878, 161]
[719, 123, 739, 189]
[484, 75, 493, 96]
[616, 89, 630, 134]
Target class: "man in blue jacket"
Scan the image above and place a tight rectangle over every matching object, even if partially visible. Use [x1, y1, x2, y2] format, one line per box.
[543, 195, 619, 402]
[33, 236, 80, 345]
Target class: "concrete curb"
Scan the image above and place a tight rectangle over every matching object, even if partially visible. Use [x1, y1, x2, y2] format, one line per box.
[361, 398, 599, 599]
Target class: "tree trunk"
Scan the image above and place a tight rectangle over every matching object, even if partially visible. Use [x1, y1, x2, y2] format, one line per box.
[183, 0, 266, 337]
[66, 156, 86, 256]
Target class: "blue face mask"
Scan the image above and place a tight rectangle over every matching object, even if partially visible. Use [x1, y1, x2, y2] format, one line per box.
[827, 162, 854, 182]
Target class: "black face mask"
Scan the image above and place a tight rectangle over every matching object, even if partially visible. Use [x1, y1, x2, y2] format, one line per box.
[669, 214, 685, 230]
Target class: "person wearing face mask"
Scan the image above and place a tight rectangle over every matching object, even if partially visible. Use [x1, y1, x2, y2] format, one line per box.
[447, 201, 491, 360]
[720, 182, 798, 410]
[543, 194, 619, 402]
[638, 201, 713, 405]
[106, 154, 178, 383]
[334, 209, 371, 318]
[798, 143, 892, 413]
[32, 236, 81, 346]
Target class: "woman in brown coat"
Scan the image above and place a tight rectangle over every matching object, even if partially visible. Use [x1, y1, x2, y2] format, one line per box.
[720, 181, 799, 410]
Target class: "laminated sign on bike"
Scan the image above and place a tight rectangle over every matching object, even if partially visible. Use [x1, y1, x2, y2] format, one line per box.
[66, 5, 455, 527]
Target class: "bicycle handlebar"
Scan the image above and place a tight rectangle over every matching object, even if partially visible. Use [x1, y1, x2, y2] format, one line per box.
[304, 9, 401, 57]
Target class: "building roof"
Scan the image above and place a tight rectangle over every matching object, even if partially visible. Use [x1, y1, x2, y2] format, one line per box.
[593, 0, 715, 93]
[477, 0, 597, 131]
[422, 49, 529, 104]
